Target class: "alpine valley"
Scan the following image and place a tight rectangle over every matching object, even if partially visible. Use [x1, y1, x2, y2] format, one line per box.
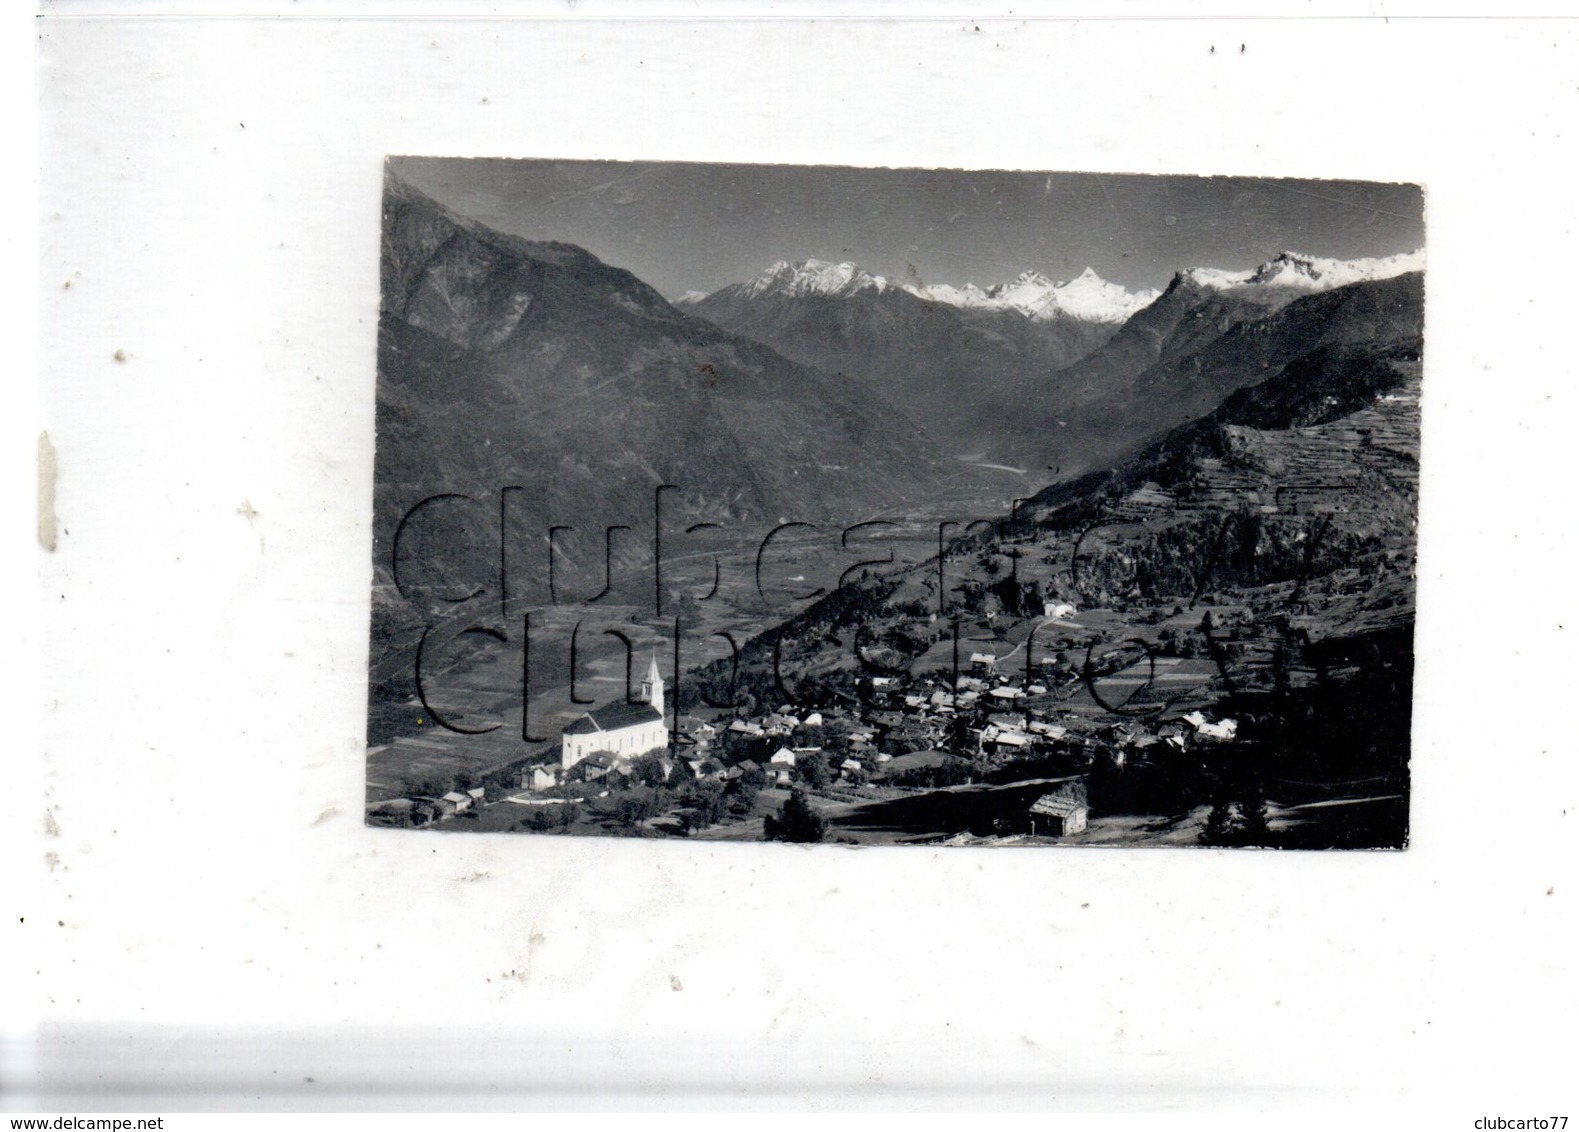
[368, 168, 1422, 851]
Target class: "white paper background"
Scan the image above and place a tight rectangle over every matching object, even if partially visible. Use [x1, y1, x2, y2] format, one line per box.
[11, 2, 1577, 1114]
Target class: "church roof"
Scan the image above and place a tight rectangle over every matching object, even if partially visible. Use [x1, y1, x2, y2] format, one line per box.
[563, 699, 665, 736]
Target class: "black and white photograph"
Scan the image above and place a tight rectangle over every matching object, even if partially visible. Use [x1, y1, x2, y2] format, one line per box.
[22, 6, 1575, 1118]
[369, 159, 1422, 849]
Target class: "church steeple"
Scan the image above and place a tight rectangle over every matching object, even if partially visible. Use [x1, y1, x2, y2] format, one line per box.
[641, 653, 664, 718]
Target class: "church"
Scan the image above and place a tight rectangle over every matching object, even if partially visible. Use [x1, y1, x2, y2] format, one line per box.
[559, 655, 670, 770]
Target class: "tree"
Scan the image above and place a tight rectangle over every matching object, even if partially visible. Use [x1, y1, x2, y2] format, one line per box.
[764, 789, 827, 844]
[630, 752, 670, 788]
[1201, 791, 1270, 847]
[681, 779, 728, 830]
[673, 591, 706, 634]
[401, 773, 453, 799]
[615, 789, 667, 827]
[792, 723, 826, 748]
[729, 762, 766, 816]
[820, 721, 852, 758]
[797, 752, 831, 789]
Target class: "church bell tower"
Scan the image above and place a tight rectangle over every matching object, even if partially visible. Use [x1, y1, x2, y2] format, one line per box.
[641, 654, 665, 718]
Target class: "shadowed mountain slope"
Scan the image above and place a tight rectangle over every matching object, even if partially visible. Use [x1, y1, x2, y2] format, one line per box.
[374, 175, 971, 606]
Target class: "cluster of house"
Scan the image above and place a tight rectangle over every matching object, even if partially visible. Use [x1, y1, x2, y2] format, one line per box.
[366, 785, 486, 828]
[511, 640, 1241, 808]
[864, 662, 1238, 763]
[524, 708, 866, 794]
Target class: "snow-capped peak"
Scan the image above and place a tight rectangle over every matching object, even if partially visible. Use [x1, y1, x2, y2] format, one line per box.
[737, 258, 890, 300]
[1182, 249, 1425, 296]
[905, 266, 1160, 324]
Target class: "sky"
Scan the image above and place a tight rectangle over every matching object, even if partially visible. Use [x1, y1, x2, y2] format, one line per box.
[389, 157, 1425, 300]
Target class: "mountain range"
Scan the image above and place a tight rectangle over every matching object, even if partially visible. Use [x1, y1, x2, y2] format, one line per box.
[1010, 266, 1424, 475]
[675, 260, 1143, 454]
[1180, 249, 1424, 299]
[682, 258, 1161, 324]
[680, 250, 1423, 475]
[374, 171, 1423, 626]
[905, 266, 1159, 323]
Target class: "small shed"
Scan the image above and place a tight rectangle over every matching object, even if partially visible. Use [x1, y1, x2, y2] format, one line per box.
[1029, 791, 1089, 837]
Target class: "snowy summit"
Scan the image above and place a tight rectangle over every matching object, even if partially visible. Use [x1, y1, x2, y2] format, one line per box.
[679, 248, 1423, 324]
[904, 267, 1160, 324]
[738, 259, 891, 300]
[1181, 249, 1425, 295]
[681, 259, 1157, 325]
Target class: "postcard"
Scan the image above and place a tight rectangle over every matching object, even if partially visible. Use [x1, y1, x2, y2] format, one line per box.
[367, 158, 1422, 849]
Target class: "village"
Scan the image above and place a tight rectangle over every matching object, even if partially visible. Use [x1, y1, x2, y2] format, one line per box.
[365, 595, 1269, 846]
[367, 358, 1418, 849]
